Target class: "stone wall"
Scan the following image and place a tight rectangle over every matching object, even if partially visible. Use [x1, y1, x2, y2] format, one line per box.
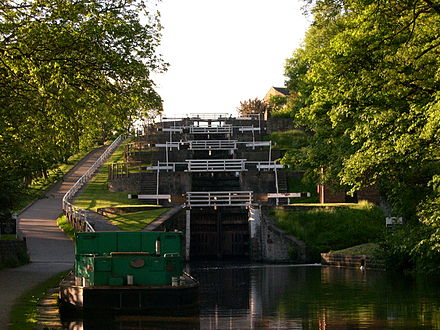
[321, 253, 384, 269]
[0, 239, 28, 267]
[240, 172, 276, 193]
[158, 172, 192, 195]
[266, 118, 294, 134]
[257, 206, 309, 263]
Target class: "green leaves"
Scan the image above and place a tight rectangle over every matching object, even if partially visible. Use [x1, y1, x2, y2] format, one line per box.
[282, 0, 440, 274]
[0, 0, 165, 210]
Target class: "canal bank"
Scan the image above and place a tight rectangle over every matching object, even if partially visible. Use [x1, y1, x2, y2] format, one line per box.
[0, 147, 106, 329]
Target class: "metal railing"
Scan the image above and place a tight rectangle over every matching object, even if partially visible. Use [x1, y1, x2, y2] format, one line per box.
[186, 159, 246, 172]
[186, 191, 253, 208]
[62, 135, 126, 232]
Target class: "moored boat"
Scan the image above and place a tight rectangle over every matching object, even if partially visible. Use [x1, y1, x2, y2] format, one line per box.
[59, 231, 199, 313]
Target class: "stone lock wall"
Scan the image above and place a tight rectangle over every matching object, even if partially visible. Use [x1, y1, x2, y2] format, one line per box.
[0, 240, 28, 265]
[321, 253, 384, 269]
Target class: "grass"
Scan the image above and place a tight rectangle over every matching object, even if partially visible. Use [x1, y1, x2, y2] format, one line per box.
[72, 138, 169, 231]
[73, 138, 142, 211]
[107, 208, 171, 231]
[9, 271, 67, 330]
[275, 201, 384, 261]
[331, 243, 380, 256]
[57, 214, 76, 240]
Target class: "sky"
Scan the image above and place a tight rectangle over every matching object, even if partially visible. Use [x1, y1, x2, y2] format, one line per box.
[152, 0, 310, 117]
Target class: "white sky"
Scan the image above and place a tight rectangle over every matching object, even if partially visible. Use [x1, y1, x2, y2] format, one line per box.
[152, 0, 310, 117]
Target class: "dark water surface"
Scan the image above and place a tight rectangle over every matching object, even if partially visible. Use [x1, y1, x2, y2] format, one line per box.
[62, 263, 440, 329]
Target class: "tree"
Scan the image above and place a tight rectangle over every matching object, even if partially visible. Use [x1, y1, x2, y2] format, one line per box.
[283, 0, 440, 273]
[236, 98, 269, 117]
[0, 0, 166, 210]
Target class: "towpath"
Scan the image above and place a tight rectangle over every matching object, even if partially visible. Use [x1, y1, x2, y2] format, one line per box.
[0, 146, 106, 329]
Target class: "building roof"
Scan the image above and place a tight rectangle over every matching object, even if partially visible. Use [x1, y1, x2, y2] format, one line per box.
[272, 87, 289, 96]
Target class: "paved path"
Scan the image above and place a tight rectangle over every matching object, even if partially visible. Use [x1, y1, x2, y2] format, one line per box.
[0, 147, 106, 329]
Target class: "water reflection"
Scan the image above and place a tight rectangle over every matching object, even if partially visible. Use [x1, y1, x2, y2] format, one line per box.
[61, 263, 440, 329]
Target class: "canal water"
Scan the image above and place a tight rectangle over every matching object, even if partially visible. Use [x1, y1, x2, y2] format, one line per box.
[62, 263, 440, 329]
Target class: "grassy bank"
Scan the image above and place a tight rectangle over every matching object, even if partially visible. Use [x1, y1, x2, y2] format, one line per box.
[331, 243, 380, 255]
[9, 271, 67, 330]
[106, 208, 170, 231]
[73, 139, 140, 210]
[72, 139, 169, 231]
[275, 201, 384, 260]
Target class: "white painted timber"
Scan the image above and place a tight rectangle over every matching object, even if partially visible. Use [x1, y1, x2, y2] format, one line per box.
[238, 126, 260, 132]
[146, 165, 175, 171]
[161, 128, 183, 133]
[267, 193, 311, 198]
[186, 191, 253, 207]
[188, 113, 230, 120]
[128, 194, 171, 200]
[188, 140, 237, 150]
[245, 141, 271, 147]
[155, 142, 180, 149]
[256, 163, 285, 170]
[186, 159, 246, 172]
[190, 125, 232, 134]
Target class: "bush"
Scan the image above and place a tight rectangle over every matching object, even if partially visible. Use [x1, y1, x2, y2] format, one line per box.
[275, 202, 384, 261]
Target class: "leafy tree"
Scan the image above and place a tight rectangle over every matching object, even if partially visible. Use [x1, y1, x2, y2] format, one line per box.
[0, 0, 166, 210]
[283, 0, 439, 273]
[236, 98, 269, 117]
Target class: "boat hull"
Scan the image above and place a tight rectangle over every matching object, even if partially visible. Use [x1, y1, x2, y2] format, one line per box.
[59, 273, 199, 313]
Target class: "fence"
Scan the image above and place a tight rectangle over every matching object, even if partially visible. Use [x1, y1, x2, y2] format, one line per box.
[186, 191, 253, 208]
[186, 159, 246, 172]
[188, 140, 237, 150]
[62, 135, 126, 232]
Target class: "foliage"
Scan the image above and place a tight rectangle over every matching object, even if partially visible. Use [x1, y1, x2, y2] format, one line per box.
[332, 242, 379, 255]
[282, 0, 440, 273]
[236, 98, 269, 117]
[275, 202, 384, 261]
[0, 0, 165, 211]
[57, 214, 76, 240]
[269, 129, 310, 154]
[267, 94, 292, 118]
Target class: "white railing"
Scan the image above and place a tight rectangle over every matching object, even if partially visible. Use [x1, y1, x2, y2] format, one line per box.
[186, 159, 246, 172]
[161, 127, 183, 133]
[244, 141, 271, 148]
[189, 125, 232, 134]
[237, 126, 260, 132]
[188, 113, 230, 120]
[188, 140, 237, 150]
[62, 135, 126, 232]
[155, 142, 181, 149]
[186, 191, 253, 208]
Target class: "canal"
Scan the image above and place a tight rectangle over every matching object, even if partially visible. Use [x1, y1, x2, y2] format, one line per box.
[62, 263, 440, 329]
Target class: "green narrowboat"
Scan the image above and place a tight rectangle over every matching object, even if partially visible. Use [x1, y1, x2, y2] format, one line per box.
[59, 231, 198, 313]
